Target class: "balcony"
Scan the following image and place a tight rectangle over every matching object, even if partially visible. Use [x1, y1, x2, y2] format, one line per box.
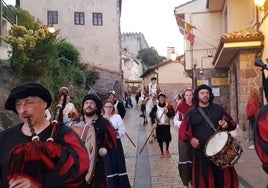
[2, 0, 17, 25]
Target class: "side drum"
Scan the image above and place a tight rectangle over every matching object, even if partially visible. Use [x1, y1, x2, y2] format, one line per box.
[68, 121, 97, 184]
[204, 131, 243, 169]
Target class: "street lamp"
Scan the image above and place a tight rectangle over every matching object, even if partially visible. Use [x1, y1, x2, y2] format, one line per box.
[48, 25, 55, 33]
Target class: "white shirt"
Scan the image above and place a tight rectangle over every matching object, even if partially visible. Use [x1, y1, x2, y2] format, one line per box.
[109, 114, 126, 139]
[45, 109, 52, 120]
[63, 102, 75, 123]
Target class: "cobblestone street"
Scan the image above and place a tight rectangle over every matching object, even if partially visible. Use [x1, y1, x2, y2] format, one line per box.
[120, 97, 268, 188]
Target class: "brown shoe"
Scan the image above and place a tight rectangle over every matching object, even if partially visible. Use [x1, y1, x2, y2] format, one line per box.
[165, 150, 171, 158]
[160, 153, 165, 158]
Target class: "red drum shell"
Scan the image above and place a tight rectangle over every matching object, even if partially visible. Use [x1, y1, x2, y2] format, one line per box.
[204, 131, 243, 169]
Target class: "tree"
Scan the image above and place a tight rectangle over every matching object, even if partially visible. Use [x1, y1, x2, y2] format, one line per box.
[4, 23, 58, 81]
[137, 47, 166, 67]
[11, 5, 36, 29]
[2, 6, 99, 108]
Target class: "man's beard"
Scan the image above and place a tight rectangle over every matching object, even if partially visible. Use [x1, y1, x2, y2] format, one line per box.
[199, 96, 209, 104]
[84, 109, 97, 117]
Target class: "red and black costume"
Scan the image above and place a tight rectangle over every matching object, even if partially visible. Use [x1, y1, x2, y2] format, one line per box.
[82, 94, 117, 188]
[254, 70, 268, 176]
[88, 117, 117, 188]
[176, 99, 194, 186]
[179, 84, 238, 188]
[0, 124, 89, 187]
[254, 104, 268, 173]
[0, 83, 89, 187]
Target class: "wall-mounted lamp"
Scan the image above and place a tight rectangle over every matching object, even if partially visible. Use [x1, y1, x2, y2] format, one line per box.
[48, 26, 55, 33]
[170, 50, 178, 62]
[254, 0, 266, 10]
[47, 25, 55, 33]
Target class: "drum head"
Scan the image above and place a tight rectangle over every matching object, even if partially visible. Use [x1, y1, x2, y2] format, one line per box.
[205, 131, 228, 157]
[84, 124, 97, 184]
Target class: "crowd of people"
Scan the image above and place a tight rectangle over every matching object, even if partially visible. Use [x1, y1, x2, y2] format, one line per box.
[0, 83, 130, 188]
[0, 78, 267, 188]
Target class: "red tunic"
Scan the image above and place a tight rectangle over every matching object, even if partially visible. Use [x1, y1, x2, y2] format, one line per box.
[89, 117, 117, 188]
[0, 123, 90, 187]
[179, 103, 239, 188]
[246, 97, 260, 118]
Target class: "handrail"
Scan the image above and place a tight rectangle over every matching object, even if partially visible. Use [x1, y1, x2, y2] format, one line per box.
[1, 0, 17, 25]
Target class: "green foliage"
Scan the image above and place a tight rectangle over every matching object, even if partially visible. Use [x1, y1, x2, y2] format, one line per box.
[11, 6, 35, 29]
[2, 7, 99, 106]
[57, 41, 80, 67]
[4, 24, 58, 80]
[137, 47, 165, 67]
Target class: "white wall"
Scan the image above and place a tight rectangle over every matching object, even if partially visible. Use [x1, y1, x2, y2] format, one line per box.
[20, 0, 121, 72]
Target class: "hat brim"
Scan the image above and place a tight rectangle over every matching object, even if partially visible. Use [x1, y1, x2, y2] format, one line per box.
[5, 83, 52, 113]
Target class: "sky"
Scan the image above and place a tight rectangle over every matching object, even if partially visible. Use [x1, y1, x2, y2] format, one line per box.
[4, 0, 190, 56]
[4, 0, 14, 5]
[121, 0, 191, 56]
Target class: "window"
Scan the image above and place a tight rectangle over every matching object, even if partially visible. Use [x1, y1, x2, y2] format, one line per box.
[92, 12, 103, 26]
[74, 12, 85, 25]
[47, 11, 58, 25]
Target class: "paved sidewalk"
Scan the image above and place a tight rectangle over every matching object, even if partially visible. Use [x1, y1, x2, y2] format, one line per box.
[121, 103, 268, 188]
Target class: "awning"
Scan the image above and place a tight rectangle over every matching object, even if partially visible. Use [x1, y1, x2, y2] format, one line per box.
[212, 29, 264, 68]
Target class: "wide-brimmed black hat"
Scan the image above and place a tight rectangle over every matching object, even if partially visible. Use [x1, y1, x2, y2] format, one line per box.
[5, 82, 52, 113]
[82, 93, 103, 116]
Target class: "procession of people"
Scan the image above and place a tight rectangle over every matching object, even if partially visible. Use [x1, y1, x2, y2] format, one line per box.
[0, 77, 267, 187]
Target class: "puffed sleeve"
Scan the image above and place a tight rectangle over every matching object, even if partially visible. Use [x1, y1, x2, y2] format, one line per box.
[179, 115, 193, 142]
[44, 129, 89, 187]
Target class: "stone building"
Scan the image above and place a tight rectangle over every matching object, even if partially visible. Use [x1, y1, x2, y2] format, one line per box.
[174, 0, 265, 131]
[17, 0, 123, 95]
[0, 0, 16, 59]
[140, 55, 192, 108]
[121, 32, 149, 94]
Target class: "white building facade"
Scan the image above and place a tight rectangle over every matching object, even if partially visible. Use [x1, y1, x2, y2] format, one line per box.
[17, 0, 123, 95]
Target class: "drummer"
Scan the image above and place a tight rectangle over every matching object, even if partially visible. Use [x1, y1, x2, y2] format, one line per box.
[179, 84, 238, 188]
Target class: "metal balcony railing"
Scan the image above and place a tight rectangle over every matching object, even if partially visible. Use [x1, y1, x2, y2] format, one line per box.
[1, 0, 17, 25]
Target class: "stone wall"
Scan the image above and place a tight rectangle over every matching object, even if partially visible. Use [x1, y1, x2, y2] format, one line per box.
[92, 67, 124, 100]
[237, 52, 262, 131]
[159, 83, 192, 108]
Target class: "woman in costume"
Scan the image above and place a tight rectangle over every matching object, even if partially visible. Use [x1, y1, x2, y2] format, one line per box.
[102, 100, 131, 188]
[174, 88, 194, 188]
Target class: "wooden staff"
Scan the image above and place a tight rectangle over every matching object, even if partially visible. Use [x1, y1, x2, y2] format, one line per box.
[139, 125, 156, 154]
[125, 133, 136, 148]
[139, 108, 167, 154]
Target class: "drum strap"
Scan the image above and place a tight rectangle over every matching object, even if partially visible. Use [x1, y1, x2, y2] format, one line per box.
[197, 107, 216, 131]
